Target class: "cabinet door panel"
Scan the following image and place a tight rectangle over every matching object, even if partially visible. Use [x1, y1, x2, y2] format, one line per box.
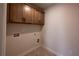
[32, 9, 42, 24]
[8, 3, 44, 25]
[39, 12, 44, 25]
[9, 4, 23, 23]
[34, 9, 39, 24]
[34, 10, 44, 25]
[31, 8, 35, 24]
[23, 4, 33, 23]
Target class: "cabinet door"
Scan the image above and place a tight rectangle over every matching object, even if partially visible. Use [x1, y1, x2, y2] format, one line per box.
[9, 3, 23, 23]
[32, 9, 39, 24]
[32, 9, 44, 25]
[39, 12, 44, 25]
[23, 4, 33, 24]
[34, 10, 44, 25]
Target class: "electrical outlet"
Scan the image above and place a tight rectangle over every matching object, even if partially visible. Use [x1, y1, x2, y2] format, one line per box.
[34, 33, 36, 36]
[13, 33, 20, 37]
[37, 39, 40, 43]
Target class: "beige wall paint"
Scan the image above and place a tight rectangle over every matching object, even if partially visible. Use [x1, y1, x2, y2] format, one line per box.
[0, 3, 7, 56]
[6, 24, 42, 56]
[42, 4, 79, 56]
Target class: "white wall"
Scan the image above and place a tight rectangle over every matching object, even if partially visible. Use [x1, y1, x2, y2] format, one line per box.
[43, 4, 79, 56]
[6, 24, 42, 56]
[0, 3, 7, 56]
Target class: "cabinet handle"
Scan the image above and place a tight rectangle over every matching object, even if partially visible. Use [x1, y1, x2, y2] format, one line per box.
[39, 20, 41, 23]
[22, 17, 26, 22]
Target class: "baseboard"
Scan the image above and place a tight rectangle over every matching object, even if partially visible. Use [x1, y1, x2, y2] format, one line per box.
[18, 45, 62, 56]
[42, 46, 59, 56]
[18, 45, 41, 56]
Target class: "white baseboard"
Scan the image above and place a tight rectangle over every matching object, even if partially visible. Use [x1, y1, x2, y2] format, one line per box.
[18, 45, 41, 56]
[42, 46, 59, 56]
[18, 45, 63, 56]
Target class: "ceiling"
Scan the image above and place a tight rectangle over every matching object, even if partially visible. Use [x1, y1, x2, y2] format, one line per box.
[34, 3, 54, 10]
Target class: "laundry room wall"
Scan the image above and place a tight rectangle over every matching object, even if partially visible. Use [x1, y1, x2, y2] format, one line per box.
[42, 4, 79, 56]
[6, 24, 42, 56]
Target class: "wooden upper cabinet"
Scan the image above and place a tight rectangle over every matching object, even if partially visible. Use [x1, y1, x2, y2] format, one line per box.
[7, 3, 44, 25]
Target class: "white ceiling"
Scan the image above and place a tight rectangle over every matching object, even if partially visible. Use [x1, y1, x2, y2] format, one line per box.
[34, 3, 54, 10]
